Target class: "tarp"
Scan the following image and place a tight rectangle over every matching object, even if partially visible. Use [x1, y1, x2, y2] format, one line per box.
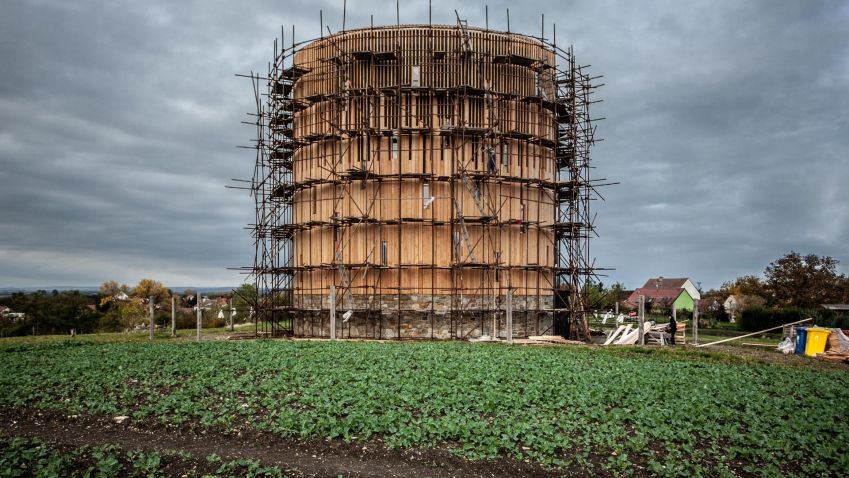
[827, 328, 849, 353]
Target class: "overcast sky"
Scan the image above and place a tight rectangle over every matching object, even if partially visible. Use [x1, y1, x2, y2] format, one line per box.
[1, 0, 847, 290]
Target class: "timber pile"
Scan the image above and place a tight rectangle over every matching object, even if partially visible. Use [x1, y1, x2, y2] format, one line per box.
[225, 333, 265, 340]
[816, 351, 849, 363]
[602, 323, 653, 345]
[514, 335, 585, 346]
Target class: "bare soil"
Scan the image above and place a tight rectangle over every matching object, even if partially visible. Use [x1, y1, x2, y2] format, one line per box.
[0, 408, 563, 477]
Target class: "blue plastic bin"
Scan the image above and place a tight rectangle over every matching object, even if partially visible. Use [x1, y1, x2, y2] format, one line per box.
[794, 326, 809, 355]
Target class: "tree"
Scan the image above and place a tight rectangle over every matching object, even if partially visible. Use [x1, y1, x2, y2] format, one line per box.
[607, 282, 627, 304]
[2, 290, 101, 336]
[99, 280, 129, 298]
[232, 283, 257, 323]
[584, 281, 606, 311]
[764, 252, 845, 308]
[182, 289, 197, 307]
[98, 280, 130, 310]
[131, 279, 171, 305]
[114, 299, 146, 331]
[720, 275, 766, 298]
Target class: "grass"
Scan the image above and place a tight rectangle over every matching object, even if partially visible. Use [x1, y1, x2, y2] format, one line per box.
[0, 323, 257, 345]
[1, 338, 847, 476]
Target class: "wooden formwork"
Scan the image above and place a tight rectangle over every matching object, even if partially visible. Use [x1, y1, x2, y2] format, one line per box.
[244, 22, 601, 340]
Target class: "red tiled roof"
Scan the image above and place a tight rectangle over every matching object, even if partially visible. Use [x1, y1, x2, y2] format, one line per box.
[641, 277, 689, 289]
[626, 287, 686, 306]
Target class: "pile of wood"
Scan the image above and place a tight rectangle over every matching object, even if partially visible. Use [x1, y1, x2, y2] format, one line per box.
[601, 322, 686, 346]
[513, 335, 585, 346]
[602, 323, 653, 345]
[816, 351, 849, 363]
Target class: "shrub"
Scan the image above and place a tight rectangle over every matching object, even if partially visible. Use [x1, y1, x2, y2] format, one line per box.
[739, 306, 848, 331]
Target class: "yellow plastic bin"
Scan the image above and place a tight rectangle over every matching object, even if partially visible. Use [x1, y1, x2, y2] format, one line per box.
[804, 328, 831, 356]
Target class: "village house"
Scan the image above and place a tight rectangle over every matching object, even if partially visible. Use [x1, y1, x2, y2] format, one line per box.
[626, 277, 700, 312]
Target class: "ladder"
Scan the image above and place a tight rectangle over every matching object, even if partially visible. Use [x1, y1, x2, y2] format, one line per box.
[458, 169, 488, 217]
[453, 199, 477, 263]
[455, 11, 473, 55]
[334, 249, 353, 310]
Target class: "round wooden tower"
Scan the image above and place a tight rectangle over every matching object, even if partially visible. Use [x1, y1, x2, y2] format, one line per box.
[254, 23, 597, 339]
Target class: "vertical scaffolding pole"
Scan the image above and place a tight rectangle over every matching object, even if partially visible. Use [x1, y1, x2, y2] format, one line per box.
[506, 289, 513, 344]
[330, 285, 336, 340]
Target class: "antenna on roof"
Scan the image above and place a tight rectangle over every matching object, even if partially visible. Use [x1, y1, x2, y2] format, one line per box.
[342, 0, 347, 31]
[320, 9, 323, 38]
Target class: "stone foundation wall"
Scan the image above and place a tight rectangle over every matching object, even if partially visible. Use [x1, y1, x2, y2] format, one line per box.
[291, 294, 554, 339]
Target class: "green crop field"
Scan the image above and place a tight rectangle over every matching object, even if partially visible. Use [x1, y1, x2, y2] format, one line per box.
[0, 436, 289, 477]
[1, 339, 848, 477]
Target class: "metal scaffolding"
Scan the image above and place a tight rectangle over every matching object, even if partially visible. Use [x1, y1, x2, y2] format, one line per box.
[239, 17, 604, 340]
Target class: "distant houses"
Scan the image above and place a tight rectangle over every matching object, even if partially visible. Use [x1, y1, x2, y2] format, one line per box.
[626, 277, 700, 313]
[0, 305, 26, 322]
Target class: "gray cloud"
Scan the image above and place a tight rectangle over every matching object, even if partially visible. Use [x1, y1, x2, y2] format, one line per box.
[0, 0, 847, 289]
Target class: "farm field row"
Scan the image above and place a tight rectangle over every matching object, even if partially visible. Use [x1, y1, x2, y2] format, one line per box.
[0, 435, 288, 477]
[1, 339, 847, 476]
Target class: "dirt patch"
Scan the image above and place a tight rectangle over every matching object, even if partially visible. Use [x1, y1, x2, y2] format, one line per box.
[0, 408, 560, 477]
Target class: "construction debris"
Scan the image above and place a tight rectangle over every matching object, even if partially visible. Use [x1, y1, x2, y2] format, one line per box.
[513, 335, 585, 346]
[815, 351, 849, 363]
[601, 323, 653, 345]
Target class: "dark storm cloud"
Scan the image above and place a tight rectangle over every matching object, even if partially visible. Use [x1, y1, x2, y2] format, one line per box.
[0, 0, 847, 289]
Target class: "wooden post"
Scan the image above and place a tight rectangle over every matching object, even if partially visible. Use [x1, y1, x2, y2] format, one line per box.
[196, 300, 202, 343]
[506, 289, 513, 344]
[638, 295, 645, 345]
[149, 296, 154, 340]
[615, 301, 619, 315]
[171, 296, 176, 337]
[228, 298, 234, 332]
[329, 285, 336, 340]
[693, 299, 700, 345]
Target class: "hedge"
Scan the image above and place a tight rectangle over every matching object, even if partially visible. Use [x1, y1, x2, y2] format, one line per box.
[739, 306, 849, 331]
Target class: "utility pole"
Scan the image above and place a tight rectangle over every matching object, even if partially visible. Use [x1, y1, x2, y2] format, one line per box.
[171, 295, 176, 337]
[149, 296, 155, 340]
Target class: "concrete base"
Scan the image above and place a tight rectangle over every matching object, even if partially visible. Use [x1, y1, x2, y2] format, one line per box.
[290, 294, 554, 339]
